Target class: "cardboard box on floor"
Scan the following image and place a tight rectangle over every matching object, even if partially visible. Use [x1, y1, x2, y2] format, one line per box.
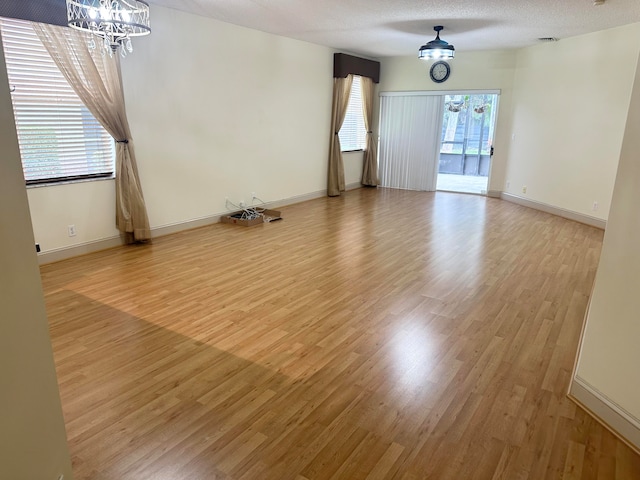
[221, 209, 282, 227]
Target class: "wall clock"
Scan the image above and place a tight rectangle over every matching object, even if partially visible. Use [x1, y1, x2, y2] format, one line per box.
[430, 60, 451, 83]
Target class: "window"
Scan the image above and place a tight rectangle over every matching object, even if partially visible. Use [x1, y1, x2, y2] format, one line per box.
[0, 18, 114, 185]
[339, 75, 367, 152]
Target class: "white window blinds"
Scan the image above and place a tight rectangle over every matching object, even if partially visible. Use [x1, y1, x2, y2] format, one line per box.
[0, 17, 114, 185]
[339, 75, 367, 152]
[378, 94, 445, 192]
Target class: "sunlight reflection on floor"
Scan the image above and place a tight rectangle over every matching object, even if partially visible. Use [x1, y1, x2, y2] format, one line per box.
[392, 325, 436, 388]
[437, 173, 488, 194]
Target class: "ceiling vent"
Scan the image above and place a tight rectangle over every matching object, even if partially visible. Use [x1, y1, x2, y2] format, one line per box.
[538, 37, 559, 42]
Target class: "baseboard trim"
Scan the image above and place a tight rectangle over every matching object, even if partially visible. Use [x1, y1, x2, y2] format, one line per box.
[487, 190, 501, 199]
[501, 193, 606, 229]
[37, 236, 123, 265]
[37, 184, 364, 264]
[569, 376, 640, 455]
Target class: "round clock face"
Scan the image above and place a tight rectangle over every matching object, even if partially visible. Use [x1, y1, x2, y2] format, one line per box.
[430, 61, 451, 83]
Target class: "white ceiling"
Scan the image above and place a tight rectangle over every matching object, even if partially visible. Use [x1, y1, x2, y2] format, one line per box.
[147, 0, 640, 58]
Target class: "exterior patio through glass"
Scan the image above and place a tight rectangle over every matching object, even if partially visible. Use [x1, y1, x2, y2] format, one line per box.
[437, 93, 498, 194]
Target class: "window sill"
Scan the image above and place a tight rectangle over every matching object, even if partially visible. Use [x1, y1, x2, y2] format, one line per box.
[26, 175, 115, 189]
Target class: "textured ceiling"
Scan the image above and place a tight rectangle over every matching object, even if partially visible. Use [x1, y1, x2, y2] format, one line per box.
[147, 0, 640, 58]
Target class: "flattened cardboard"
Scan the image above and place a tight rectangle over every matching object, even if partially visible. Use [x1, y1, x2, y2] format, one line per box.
[221, 209, 281, 227]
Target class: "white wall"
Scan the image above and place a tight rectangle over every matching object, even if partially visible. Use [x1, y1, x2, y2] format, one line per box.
[505, 23, 640, 221]
[28, 179, 117, 253]
[377, 50, 518, 194]
[573, 46, 640, 442]
[0, 36, 73, 480]
[24, 4, 335, 254]
[123, 5, 334, 227]
[343, 151, 364, 185]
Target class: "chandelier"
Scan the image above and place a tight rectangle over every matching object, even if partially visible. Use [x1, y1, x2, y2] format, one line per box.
[66, 0, 151, 57]
[418, 26, 455, 60]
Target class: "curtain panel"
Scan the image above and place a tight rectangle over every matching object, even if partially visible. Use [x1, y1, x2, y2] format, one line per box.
[327, 75, 354, 197]
[32, 23, 151, 243]
[360, 76, 379, 187]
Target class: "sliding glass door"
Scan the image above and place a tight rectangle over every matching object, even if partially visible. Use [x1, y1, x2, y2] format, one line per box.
[378, 90, 500, 195]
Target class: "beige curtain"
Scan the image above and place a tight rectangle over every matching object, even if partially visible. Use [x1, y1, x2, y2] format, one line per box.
[360, 76, 379, 187]
[32, 23, 151, 244]
[327, 75, 354, 197]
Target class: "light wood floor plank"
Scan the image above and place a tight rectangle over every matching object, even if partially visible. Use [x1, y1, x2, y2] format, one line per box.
[40, 188, 639, 479]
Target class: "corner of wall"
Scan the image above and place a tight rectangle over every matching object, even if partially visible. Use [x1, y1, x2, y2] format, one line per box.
[569, 377, 640, 454]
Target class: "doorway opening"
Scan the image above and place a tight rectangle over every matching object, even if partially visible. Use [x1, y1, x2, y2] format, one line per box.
[436, 93, 499, 194]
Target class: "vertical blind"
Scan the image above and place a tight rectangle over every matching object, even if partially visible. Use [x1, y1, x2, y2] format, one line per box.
[0, 17, 114, 184]
[378, 94, 445, 191]
[339, 75, 367, 152]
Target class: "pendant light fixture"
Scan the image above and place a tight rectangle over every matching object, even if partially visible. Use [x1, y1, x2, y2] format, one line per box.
[66, 0, 151, 57]
[418, 26, 455, 60]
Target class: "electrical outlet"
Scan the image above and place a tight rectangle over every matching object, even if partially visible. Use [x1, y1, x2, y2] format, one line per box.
[592, 201, 599, 211]
[67, 224, 77, 237]
[506, 181, 510, 189]
[35, 243, 41, 253]
[522, 185, 527, 194]
[251, 192, 256, 200]
[239, 200, 246, 208]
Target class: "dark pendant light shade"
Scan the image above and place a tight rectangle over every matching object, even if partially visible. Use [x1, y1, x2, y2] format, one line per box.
[418, 26, 455, 60]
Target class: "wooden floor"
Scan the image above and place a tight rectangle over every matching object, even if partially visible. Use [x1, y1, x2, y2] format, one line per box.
[41, 188, 640, 479]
